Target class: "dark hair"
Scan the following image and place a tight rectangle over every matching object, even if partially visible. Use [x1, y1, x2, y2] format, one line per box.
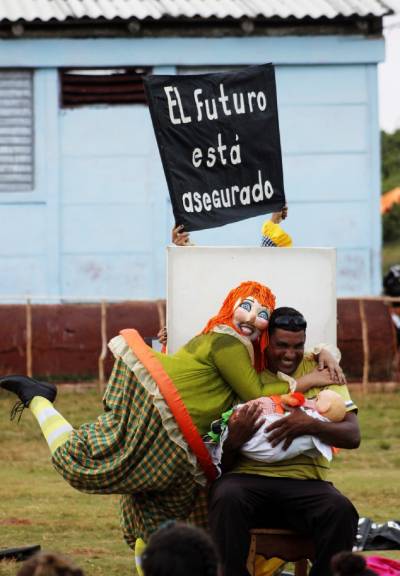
[268, 307, 307, 336]
[17, 552, 84, 576]
[331, 551, 377, 576]
[142, 522, 219, 576]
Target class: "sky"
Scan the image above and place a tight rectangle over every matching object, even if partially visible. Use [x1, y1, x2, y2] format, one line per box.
[379, 4, 400, 132]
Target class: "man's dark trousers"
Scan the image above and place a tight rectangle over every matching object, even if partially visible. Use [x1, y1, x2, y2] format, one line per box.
[209, 473, 358, 576]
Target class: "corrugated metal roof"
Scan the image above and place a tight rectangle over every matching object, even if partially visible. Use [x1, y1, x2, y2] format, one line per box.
[381, 0, 400, 12]
[0, 0, 394, 23]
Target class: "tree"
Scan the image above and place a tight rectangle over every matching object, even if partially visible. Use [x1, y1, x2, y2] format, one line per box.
[383, 203, 400, 243]
[381, 129, 400, 194]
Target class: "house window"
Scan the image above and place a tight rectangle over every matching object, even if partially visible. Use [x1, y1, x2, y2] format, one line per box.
[0, 70, 34, 192]
[60, 68, 151, 107]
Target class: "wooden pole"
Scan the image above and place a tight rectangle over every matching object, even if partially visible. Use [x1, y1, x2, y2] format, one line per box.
[26, 298, 32, 377]
[359, 299, 369, 393]
[156, 299, 166, 331]
[98, 300, 107, 393]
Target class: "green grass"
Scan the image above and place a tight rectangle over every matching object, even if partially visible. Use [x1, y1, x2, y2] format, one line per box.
[382, 241, 400, 275]
[330, 392, 400, 521]
[1, 388, 400, 575]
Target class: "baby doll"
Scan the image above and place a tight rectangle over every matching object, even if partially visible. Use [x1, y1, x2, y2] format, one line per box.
[236, 389, 346, 463]
[204, 389, 347, 473]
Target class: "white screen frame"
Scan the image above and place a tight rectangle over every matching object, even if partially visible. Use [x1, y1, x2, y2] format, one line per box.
[167, 246, 336, 354]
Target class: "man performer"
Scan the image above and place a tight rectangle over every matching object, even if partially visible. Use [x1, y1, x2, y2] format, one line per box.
[209, 306, 360, 576]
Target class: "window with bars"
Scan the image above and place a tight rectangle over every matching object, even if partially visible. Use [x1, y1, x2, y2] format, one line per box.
[0, 70, 34, 192]
[60, 68, 151, 107]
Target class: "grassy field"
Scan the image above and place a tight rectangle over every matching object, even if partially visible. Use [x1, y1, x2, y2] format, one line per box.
[1, 387, 400, 575]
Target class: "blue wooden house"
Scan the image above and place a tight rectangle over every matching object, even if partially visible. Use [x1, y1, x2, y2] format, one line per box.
[0, 0, 392, 301]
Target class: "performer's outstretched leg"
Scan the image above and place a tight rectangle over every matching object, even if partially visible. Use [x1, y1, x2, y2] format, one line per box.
[0, 375, 73, 453]
[30, 397, 73, 453]
[1, 361, 200, 546]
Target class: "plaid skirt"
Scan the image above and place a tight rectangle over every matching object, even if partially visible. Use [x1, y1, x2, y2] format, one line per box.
[52, 357, 209, 544]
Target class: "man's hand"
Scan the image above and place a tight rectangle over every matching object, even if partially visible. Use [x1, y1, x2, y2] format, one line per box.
[267, 410, 361, 451]
[172, 224, 192, 246]
[220, 402, 265, 472]
[318, 349, 346, 384]
[226, 402, 265, 451]
[266, 408, 314, 450]
[296, 367, 335, 392]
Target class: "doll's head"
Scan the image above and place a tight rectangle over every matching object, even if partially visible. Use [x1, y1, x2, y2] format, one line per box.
[202, 281, 276, 372]
[315, 389, 346, 422]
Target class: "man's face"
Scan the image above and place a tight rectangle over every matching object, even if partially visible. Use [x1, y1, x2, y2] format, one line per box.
[265, 328, 306, 375]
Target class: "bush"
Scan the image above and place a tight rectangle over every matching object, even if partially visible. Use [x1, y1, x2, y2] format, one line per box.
[383, 203, 400, 243]
[382, 130, 400, 193]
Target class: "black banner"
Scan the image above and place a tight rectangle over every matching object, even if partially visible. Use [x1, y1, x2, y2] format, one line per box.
[144, 64, 285, 232]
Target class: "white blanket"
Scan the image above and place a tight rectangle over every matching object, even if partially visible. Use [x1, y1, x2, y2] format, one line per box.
[240, 409, 333, 463]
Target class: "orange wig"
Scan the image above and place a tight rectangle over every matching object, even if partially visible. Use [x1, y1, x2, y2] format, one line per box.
[202, 281, 276, 372]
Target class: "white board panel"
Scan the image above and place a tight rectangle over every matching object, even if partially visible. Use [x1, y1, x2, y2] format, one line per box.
[167, 246, 336, 354]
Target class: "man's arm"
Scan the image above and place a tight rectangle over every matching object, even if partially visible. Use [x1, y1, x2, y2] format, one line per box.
[266, 410, 360, 451]
[295, 367, 336, 393]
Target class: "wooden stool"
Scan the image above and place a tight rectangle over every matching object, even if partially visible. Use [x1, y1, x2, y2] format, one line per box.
[247, 528, 315, 576]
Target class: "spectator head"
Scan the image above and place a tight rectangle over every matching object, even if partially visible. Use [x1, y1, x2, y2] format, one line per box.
[17, 552, 84, 576]
[331, 551, 377, 576]
[142, 522, 219, 576]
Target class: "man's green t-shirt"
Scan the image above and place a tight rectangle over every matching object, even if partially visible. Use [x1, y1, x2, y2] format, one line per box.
[232, 357, 357, 481]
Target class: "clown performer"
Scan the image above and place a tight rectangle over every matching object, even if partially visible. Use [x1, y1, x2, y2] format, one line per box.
[0, 281, 339, 565]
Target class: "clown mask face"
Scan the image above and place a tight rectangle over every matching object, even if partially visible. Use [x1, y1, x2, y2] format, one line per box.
[232, 296, 270, 341]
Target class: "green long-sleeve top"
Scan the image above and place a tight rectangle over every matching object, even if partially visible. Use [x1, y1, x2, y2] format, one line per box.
[153, 329, 289, 436]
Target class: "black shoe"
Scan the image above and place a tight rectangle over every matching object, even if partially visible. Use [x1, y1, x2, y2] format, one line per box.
[0, 375, 57, 421]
